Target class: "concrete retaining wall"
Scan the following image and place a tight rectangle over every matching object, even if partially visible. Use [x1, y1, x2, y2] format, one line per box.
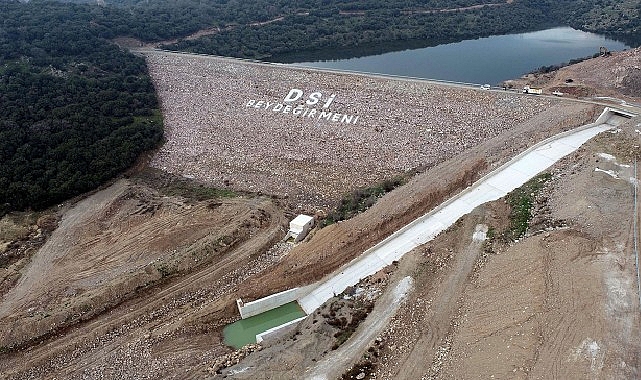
[298, 107, 634, 313]
[255, 316, 307, 344]
[236, 286, 311, 319]
[242, 108, 635, 333]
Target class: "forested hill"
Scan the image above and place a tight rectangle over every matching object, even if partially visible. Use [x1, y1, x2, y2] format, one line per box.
[0, 1, 163, 215]
[163, 0, 641, 60]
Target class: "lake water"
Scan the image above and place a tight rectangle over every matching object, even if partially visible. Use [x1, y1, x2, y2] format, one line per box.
[293, 27, 630, 85]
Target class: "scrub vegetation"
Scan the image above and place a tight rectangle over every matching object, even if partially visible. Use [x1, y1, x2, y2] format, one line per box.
[322, 176, 406, 227]
[324, 298, 375, 350]
[503, 172, 552, 240]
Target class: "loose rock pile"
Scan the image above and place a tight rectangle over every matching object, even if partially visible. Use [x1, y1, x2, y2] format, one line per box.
[145, 51, 558, 212]
[208, 343, 262, 374]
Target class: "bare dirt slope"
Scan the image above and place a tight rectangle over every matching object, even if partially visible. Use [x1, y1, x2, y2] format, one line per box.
[0, 177, 289, 378]
[372, 122, 641, 380]
[508, 47, 641, 103]
[0, 180, 129, 321]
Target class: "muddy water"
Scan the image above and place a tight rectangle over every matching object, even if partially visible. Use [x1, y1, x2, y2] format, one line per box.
[223, 301, 306, 349]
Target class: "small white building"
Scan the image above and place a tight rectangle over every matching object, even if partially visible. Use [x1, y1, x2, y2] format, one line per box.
[289, 214, 314, 242]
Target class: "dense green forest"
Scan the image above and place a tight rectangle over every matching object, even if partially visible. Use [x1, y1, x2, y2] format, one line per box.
[170, 4, 556, 60]
[24, 0, 641, 55]
[0, 0, 639, 215]
[155, 0, 641, 60]
[0, 1, 163, 215]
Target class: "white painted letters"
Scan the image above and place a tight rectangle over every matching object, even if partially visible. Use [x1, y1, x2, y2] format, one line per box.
[284, 89, 304, 103]
[306, 92, 322, 106]
[247, 88, 358, 125]
[284, 89, 336, 109]
[322, 94, 336, 109]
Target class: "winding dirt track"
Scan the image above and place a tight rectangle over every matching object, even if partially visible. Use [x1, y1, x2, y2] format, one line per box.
[305, 276, 413, 380]
[0, 186, 287, 378]
[0, 180, 129, 319]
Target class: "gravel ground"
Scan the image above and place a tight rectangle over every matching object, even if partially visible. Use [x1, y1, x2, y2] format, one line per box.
[144, 50, 558, 211]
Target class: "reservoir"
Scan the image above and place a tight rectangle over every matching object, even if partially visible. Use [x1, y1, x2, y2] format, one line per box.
[223, 301, 306, 349]
[292, 27, 630, 85]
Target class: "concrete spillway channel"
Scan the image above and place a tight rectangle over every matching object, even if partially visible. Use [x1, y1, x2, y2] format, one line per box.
[224, 107, 635, 348]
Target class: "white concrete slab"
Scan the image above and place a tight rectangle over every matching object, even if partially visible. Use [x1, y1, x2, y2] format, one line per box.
[256, 315, 307, 343]
[298, 110, 621, 314]
[458, 184, 502, 207]
[508, 156, 557, 177]
[486, 169, 528, 193]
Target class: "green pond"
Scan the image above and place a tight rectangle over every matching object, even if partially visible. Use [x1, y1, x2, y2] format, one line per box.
[223, 301, 307, 349]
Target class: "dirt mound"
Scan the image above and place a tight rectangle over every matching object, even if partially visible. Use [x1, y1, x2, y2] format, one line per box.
[372, 123, 641, 379]
[512, 47, 641, 103]
[0, 179, 285, 351]
[621, 67, 641, 97]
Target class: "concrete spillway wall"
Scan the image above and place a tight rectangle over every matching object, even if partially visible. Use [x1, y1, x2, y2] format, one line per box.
[235, 107, 635, 344]
[297, 107, 634, 313]
[236, 286, 311, 319]
[255, 316, 308, 343]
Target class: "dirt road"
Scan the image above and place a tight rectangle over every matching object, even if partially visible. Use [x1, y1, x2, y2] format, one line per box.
[393, 225, 486, 380]
[0, 179, 129, 318]
[305, 276, 413, 380]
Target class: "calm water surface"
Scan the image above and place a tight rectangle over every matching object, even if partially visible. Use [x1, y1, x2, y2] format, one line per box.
[293, 27, 630, 85]
[223, 301, 306, 349]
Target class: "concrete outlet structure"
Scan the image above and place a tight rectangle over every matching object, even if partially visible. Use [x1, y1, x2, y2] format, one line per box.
[236, 287, 310, 319]
[233, 108, 636, 345]
[289, 214, 314, 242]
